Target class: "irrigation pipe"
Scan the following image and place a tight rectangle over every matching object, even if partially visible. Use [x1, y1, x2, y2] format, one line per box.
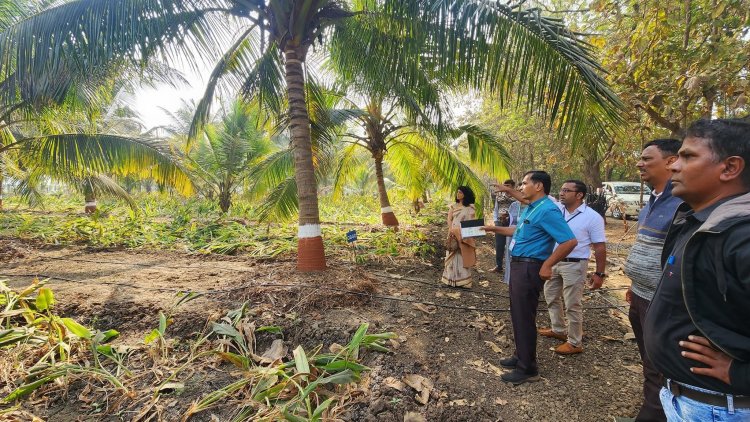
[30, 255, 510, 298]
[14, 256, 628, 301]
[0, 272, 628, 315]
[590, 291, 629, 315]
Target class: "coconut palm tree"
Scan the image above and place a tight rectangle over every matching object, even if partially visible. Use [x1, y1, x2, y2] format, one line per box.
[0, 0, 624, 271]
[0, 72, 193, 212]
[183, 99, 276, 213]
[245, 81, 358, 223]
[330, 85, 510, 229]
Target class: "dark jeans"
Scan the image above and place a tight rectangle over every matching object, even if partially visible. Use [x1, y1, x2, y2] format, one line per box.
[509, 260, 545, 374]
[629, 293, 667, 422]
[494, 220, 507, 269]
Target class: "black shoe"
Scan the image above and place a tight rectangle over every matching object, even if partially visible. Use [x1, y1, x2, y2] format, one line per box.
[498, 356, 518, 369]
[501, 368, 540, 385]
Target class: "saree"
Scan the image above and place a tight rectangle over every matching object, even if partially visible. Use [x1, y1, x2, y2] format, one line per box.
[441, 203, 477, 288]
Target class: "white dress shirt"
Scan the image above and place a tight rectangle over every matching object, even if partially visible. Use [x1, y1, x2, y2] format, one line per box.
[554, 203, 606, 259]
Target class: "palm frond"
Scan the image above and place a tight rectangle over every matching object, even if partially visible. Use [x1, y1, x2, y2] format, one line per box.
[245, 148, 295, 202]
[0, 0, 233, 108]
[384, 142, 431, 201]
[389, 132, 487, 203]
[8, 164, 45, 208]
[71, 174, 137, 210]
[253, 175, 299, 222]
[239, 42, 286, 117]
[453, 124, 511, 180]
[18, 133, 193, 195]
[188, 24, 260, 144]
[337, 0, 624, 148]
[330, 143, 369, 200]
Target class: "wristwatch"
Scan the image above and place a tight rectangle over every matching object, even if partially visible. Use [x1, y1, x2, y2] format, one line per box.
[593, 272, 607, 278]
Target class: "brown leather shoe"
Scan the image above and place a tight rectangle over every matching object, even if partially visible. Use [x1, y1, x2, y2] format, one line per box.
[538, 328, 566, 341]
[554, 342, 583, 355]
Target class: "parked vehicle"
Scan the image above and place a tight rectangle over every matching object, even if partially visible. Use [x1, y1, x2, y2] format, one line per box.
[601, 181, 651, 219]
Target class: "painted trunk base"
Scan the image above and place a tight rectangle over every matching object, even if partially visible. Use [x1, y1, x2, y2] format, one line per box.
[84, 205, 97, 214]
[381, 212, 399, 228]
[297, 236, 326, 271]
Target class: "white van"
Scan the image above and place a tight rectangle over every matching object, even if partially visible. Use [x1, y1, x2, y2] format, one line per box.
[601, 181, 651, 219]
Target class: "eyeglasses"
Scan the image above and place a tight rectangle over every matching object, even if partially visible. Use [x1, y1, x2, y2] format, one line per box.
[559, 188, 580, 194]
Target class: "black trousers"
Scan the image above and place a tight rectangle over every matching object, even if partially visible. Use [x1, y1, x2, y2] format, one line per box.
[509, 260, 545, 374]
[494, 220, 507, 269]
[629, 293, 666, 422]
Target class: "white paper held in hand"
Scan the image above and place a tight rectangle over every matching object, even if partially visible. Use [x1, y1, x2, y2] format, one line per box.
[460, 219, 486, 238]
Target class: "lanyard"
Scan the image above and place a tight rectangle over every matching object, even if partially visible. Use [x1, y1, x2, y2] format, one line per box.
[563, 208, 582, 223]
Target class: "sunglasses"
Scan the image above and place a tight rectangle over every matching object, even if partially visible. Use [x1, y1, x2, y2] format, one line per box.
[559, 188, 580, 194]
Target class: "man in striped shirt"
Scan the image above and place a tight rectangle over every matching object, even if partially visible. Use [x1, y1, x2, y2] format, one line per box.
[622, 139, 682, 422]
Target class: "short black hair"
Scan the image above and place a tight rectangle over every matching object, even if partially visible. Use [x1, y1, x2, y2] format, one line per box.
[503, 179, 516, 187]
[686, 118, 750, 187]
[524, 170, 552, 195]
[643, 138, 682, 157]
[562, 179, 587, 197]
[455, 186, 476, 205]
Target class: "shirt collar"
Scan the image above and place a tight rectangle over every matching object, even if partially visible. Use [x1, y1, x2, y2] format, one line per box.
[529, 195, 548, 208]
[687, 194, 745, 223]
[560, 202, 586, 215]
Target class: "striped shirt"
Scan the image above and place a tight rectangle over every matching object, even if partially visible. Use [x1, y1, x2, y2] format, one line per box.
[623, 181, 682, 301]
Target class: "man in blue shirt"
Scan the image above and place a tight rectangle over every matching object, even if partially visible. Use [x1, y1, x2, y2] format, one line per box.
[484, 170, 577, 384]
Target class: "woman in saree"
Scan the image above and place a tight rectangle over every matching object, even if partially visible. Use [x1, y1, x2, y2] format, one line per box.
[441, 186, 477, 288]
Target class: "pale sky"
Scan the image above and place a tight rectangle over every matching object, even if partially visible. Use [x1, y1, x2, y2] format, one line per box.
[132, 68, 208, 130]
[129, 55, 479, 132]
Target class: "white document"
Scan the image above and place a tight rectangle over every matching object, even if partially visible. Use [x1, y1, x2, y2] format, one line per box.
[460, 219, 486, 238]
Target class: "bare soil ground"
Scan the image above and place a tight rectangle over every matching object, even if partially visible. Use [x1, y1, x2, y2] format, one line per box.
[0, 217, 642, 421]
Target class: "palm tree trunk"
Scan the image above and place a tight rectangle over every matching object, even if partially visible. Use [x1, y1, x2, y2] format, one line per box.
[374, 154, 398, 228]
[219, 189, 231, 213]
[285, 47, 325, 271]
[0, 171, 4, 210]
[83, 179, 97, 214]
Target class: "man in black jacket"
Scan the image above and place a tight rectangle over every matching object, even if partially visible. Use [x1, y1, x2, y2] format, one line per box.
[643, 118, 750, 421]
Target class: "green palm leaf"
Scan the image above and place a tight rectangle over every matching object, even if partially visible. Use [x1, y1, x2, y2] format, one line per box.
[330, 143, 370, 200]
[254, 175, 299, 222]
[18, 133, 193, 196]
[334, 0, 624, 147]
[388, 132, 486, 204]
[0, 0, 231, 105]
[73, 174, 137, 209]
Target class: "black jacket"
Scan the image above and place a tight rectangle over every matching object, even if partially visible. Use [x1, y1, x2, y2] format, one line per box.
[661, 192, 750, 391]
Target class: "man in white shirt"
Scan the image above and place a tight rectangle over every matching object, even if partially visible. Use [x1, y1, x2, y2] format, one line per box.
[539, 179, 607, 354]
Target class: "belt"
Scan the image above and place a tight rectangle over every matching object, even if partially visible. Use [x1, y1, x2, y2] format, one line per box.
[664, 379, 750, 409]
[560, 258, 587, 262]
[511, 257, 544, 264]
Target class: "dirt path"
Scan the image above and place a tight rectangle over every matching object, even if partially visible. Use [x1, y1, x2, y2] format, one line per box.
[0, 219, 643, 421]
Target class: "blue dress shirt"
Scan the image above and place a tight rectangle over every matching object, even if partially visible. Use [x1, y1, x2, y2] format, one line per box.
[510, 196, 575, 260]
